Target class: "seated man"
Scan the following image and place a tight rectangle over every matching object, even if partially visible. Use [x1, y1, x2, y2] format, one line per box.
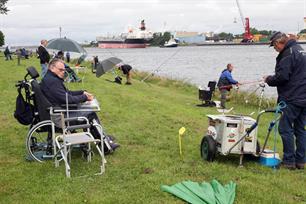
[41, 58, 119, 150]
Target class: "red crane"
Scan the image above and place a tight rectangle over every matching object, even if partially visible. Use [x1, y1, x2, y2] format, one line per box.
[236, 0, 253, 42]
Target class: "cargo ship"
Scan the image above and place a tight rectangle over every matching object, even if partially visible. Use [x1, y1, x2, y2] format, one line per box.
[97, 20, 153, 48]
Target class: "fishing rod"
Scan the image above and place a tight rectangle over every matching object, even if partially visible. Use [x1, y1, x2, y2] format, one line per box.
[141, 46, 183, 82]
[218, 79, 263, 90]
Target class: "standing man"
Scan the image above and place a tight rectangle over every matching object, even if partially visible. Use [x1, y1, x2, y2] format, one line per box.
[217, 63, 240, 109]
[4, 46, 12, 60]
[264, 32, 306, 170]
[37, 39, 50, 78]
[92, 56, 99, 73]
[66, 51, 70, 63]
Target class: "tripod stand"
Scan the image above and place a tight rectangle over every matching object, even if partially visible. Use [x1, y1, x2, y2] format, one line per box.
[244, 83, 267, 113]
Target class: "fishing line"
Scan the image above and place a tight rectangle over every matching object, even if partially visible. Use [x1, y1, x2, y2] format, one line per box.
[218, 79, 263, 90]
[141, 46, 184, 82]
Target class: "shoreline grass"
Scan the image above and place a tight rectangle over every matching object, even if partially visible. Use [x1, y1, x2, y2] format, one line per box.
[0, 57, 305, 204]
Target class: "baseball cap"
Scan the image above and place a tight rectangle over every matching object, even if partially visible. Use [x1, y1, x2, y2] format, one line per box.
[269, 31, 285, 47]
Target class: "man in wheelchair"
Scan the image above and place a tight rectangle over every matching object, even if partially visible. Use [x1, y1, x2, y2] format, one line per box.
[41, 58, 119, 151]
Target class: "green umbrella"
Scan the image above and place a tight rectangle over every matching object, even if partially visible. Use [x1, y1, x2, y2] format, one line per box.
[211, 180, 236, 204]
[161, 182, 207, 204]
[161, 179, 236, 204]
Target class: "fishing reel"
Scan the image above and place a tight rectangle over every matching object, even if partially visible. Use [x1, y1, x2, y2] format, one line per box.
[233, 84, 239, 90]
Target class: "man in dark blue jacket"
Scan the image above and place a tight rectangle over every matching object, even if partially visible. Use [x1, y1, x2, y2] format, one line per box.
[41, 58, 92, 106]
[41, 58, 101, 125]
[41, 58, 119, 151]
[264, 32, 306, 170]
[41, 58, 99, 123]
[217, 63, 240, 109]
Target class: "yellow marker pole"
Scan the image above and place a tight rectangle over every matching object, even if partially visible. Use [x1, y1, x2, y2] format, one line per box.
[178, 127, 186, 156]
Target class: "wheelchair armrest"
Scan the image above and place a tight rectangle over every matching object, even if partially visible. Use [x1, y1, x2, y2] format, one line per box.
[64, 116, 89, 123]
[50, 104, 79, 113]
[66, 124, 92, 132]
[59, 104, 79, 109]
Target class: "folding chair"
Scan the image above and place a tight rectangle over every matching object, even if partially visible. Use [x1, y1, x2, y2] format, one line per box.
[52, 111, 105, 178]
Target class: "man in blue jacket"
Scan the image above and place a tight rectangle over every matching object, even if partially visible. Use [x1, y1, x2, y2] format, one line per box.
[264, 32, 306, 170]
[217, 63, 240, 109]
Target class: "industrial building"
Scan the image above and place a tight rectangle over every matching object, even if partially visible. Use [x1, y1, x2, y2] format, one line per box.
[174, 31, 206, 44]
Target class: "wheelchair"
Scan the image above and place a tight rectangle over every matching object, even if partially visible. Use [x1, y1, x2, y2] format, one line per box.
[15, 67, 112, 164]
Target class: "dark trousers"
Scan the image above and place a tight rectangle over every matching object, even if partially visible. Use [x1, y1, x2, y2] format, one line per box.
[220, 89, 228, 109]
[278, 103, 306, 165]
[66, 111, 101, 139]
[5, 53, 12, 60]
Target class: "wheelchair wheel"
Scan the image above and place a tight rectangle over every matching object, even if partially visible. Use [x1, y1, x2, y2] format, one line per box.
[26, 120, 53, 162]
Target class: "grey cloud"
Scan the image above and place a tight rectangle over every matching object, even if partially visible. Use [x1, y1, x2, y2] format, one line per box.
[2, 0, 305, 45]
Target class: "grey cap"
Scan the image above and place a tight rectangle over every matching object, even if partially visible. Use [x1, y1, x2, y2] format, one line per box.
[269, 31, 285, 46]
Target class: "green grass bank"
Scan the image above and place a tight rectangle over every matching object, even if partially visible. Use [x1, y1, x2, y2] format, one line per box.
[0, 57, 305, 204]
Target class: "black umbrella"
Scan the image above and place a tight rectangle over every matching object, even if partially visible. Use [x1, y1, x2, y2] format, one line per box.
[96, 57, 123, 78]
[47, 37, 87, 54]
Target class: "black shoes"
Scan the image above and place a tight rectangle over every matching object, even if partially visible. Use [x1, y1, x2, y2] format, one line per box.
[296, 163, 305, 170]
[280, 163, 296, 170]
[279, 162, 305, 170]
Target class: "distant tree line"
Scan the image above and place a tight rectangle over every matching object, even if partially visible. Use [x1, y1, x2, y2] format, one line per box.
[150, 32, 171, 46]
[150, 28, 279, 45]
[215, 28, 276, 41]
[0, 0, 9, 14]
[0, 31, 4, 46]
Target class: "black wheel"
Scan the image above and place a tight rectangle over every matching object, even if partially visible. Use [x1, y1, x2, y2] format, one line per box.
[200, 135, 217, 162]
[26, 120, 53, 162]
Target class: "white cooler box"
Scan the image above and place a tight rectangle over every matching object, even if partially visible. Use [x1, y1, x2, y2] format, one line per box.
[207, 115, 258, 155]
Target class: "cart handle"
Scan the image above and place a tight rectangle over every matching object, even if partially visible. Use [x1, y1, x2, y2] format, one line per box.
[225, 109, 283, 155]
[256, 109, 282, 123]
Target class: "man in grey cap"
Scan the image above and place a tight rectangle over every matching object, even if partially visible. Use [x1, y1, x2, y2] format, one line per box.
[264, 32, 306, 170]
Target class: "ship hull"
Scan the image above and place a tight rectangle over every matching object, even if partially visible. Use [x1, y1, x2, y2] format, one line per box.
[98, 38, 147, 49]
[98, 43, 146, 48]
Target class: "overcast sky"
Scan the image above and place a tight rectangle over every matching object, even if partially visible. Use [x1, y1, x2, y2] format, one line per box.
[1, 0, 305, 45]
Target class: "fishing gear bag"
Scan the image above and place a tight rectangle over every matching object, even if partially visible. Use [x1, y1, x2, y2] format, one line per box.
[14, 88, 34, 125]
[114, 76, 122, 84]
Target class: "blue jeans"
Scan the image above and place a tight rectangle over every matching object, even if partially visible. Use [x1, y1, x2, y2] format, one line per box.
[41, 63, 48, 78]
[278, 103, 306, 165]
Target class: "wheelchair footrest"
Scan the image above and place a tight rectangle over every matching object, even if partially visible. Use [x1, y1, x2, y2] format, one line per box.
[62, 133, 100, 145]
